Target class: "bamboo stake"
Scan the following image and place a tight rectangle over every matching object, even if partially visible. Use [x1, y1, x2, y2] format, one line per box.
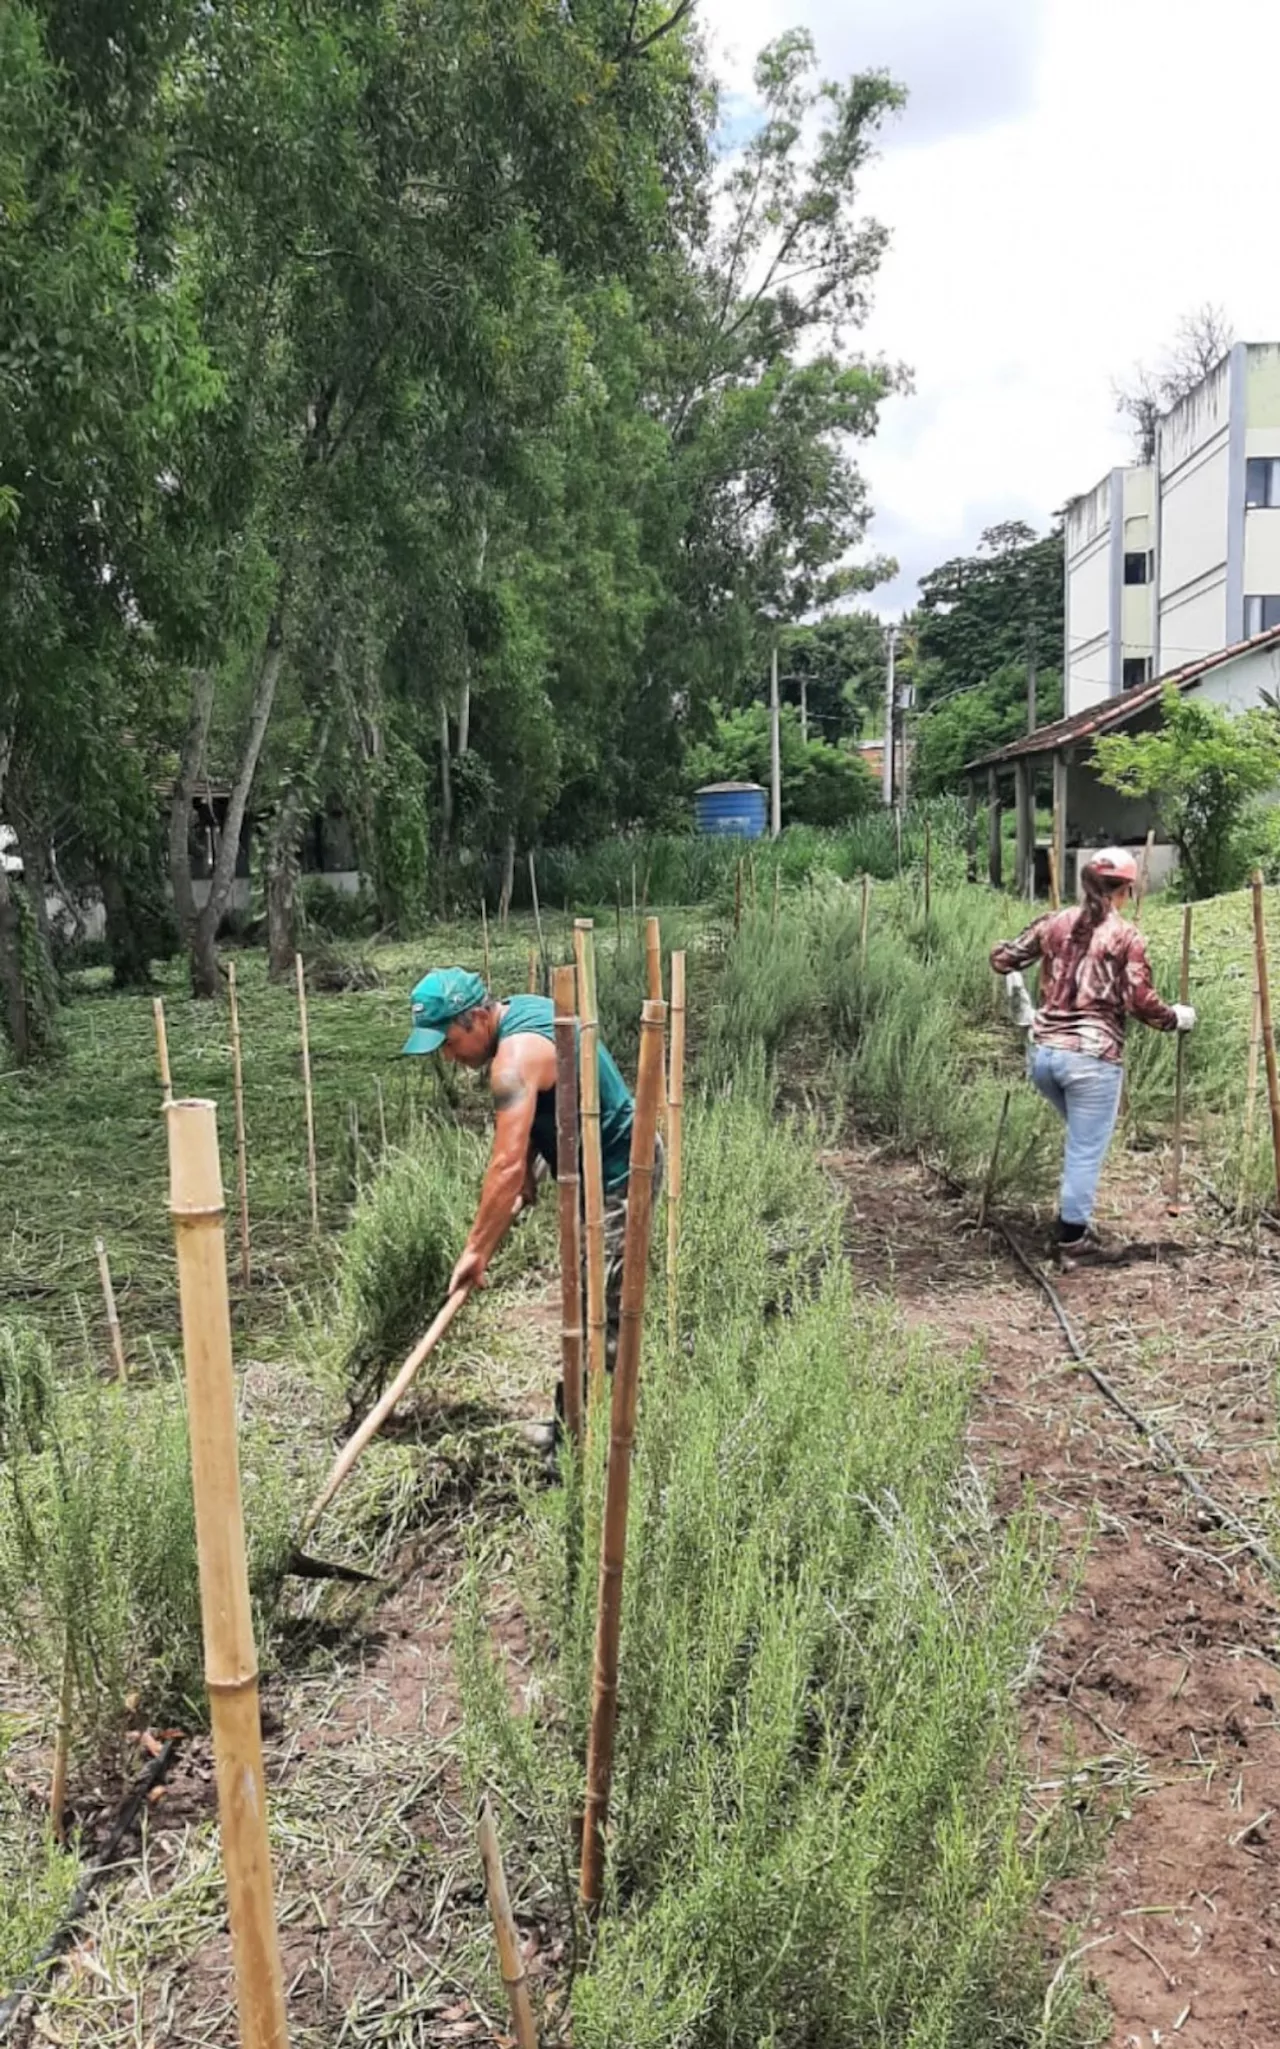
[1251, 871, 1280, 1206]
[554, 966, 584, 1447]
[528, 853, 547, 981]
[166, 1099, 289, 2049]
[615, 882, 623, 954]
[50, 1636, 73, 1845]
[1240, 980, 1263, 1218]
[923, 817, 932, 920]
[733, 859, 742, 935]
[1170, 902, 1193, 1207]
[480, 897, 492, 988]
[581, 997, 666, 1910]
[153, 996, 172, 1104]
[1047, 843, 1060, 912]
[227, 961, 251, 1289]
[645, 915, 666, 1128]
[860, 873, 871, 967]
[477, 1797, 539, 2049]
[574, 921, 607, 1397]
[93, 1235, 127, 1382]
[977, 1088, 1011, 1228]
[748, 853, 758, 913]
[666, 952, 686, 1350]
[376, 1076, 388, 1159]
[301, 1287, 472, 1538]
[528, 948, 539, 995]
[631, 860, 638, 934]
[295, 954, 319, 1234]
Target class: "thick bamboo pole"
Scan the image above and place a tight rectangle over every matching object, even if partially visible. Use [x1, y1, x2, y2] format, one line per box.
[1251, 872, 1280, 1205]
[301, 1287, 471, 1538]
[666, 952, 686, 1350]
[477, 1797, 539, 2049]
[1170, 902, 1193, 1206]
[1240, 980, 1263, 1218]
[94, 1236, 127, 1383]
[227, 961, 251, 1288]
[50, 1637, 73, 1844]
[294, 954, 318, 1234]
[554, 966, 584, 1447]
[580, 997, 666, 1910]
[153, 996, 172, 1104]
[166, 1099, 289, 2049]
[574, 921, 607, 1395]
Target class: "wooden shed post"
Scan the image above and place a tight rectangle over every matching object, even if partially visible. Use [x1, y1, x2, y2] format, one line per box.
[1014, 757, 1034, 899]
[987, 768, 1003, 890]
[1052, 751, 1069, 905]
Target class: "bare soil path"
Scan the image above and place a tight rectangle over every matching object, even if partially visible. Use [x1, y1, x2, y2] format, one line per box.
[826, 1136, 1280, 2049]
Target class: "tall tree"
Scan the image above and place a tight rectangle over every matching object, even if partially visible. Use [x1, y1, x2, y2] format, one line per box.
[1115, 304, 1235, 463]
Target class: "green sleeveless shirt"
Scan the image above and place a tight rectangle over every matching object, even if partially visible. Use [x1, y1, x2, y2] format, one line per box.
[495, 995, 634, 1190]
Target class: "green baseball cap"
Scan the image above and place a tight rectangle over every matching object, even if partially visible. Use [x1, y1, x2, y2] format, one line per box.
[402, 968, 488, 1055]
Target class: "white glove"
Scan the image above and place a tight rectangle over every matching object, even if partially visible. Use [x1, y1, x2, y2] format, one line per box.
[1172, 1003, 1196, 1033]
[1004, 971, 1035, 1030]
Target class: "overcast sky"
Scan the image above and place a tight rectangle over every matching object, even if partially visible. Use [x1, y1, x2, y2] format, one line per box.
[699, 0, 1280, 618]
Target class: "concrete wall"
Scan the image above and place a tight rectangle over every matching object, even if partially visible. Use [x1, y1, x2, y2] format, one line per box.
[1065, 471, 1119, 715]
[1157, 352, 1233, 665]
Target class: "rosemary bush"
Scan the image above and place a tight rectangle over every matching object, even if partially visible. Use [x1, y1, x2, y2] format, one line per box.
[458, 1087, 1094, 2045]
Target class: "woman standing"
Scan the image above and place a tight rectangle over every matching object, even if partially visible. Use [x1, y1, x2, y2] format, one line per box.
[989, 848, 1196, 1264]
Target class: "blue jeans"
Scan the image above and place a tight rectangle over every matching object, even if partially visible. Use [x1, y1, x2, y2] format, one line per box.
[1028, 1045, 1124, 1228]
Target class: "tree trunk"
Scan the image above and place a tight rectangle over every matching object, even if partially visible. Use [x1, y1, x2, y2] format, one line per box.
[9, 809, 52, 957]
[457, 674, 471, 757]
[266, 787, 305, 982]
[169, 668, 215, 950]
[498, 829, 516, 926]
[188, 601, 288, 998]
[99, 862, 153, 988]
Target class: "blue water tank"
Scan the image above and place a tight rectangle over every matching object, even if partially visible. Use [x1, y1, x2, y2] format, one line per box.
[694, 782, 768, 839]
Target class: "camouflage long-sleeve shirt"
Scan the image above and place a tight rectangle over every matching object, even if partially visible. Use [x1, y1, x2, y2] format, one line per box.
[990, 908, 1177, 1063]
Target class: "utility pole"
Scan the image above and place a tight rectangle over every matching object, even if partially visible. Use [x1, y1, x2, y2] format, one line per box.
[882, 626, 897, 808]
[769, 639, 781, 839]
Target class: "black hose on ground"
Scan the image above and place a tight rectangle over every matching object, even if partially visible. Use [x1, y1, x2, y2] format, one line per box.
[993, 1219, 1280, 1583]
[0, 1738, 179, 2039]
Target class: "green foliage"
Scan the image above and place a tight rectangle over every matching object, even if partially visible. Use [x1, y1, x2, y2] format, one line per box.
[916, 523, 1064, 702]
[685, 701, 878, 826]
[0, 1338, 295, 1766]
[0, 1317, 54, 1457]
[1092, 688, 1280, 898]
[459, 1088, 1091, 2045]
[333, 1125, 487, 1407]
[914, 659, 1064, 795]
[0, 1731, 78, 1992]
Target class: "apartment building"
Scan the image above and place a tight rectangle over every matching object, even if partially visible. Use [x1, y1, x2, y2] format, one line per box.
[1064, 341, 1280, 717]
[1063, 465, 1156, 713]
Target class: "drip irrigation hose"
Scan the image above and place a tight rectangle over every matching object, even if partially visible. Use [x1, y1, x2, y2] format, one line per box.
[993, 1220, 1280, 1583]
[0, 1738, 179, 2039]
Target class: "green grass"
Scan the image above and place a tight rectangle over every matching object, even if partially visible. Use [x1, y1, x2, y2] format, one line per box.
[458, 1081, 1099, 2047]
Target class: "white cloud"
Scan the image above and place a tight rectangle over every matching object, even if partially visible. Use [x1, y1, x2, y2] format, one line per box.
[698, 0, 1280, 622]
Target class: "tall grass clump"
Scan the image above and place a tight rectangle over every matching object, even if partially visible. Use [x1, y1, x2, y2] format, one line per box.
[0, 1733, 78, 1993]
[0, 1328, 294, 1769]
[332, 1122, 486, 1406]
[457, 1086, 1095, 2047]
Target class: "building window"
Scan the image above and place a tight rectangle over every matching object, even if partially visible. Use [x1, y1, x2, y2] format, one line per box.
[1244, 594, 1280, 637]
[1123, 550, 1152, 585]
[1122, 657, 1152, 690]
[1245, 458, 1280, 508]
